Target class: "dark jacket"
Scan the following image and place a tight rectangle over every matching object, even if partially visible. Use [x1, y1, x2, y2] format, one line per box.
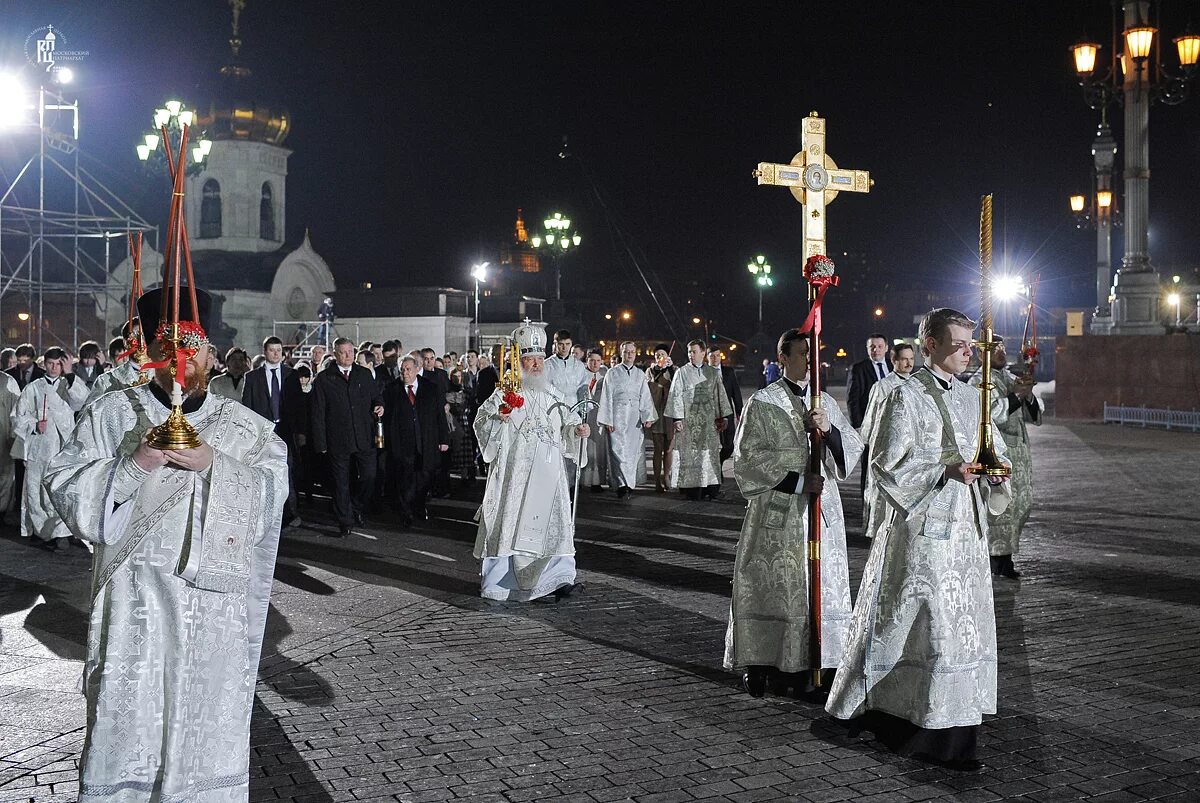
[383, 376, 449, 466]
[475, 365, 499, 412]
[418, 366, 449, 403]
[311, 363, 383, 454]
[280, 371, 311, 446]
[241, 363, 293, 435]
[7, 364, 45, 391]
[719, 365, 743, 418]
[846, 357, 893, 428]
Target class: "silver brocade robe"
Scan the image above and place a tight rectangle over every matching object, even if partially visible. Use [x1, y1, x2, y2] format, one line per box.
[44, 385, 287, 802]
[579, 372, 610, 487]
[13, 375, 88, 540]
[0, 372, 20, 511]
[596, 363, 657, 489]
[970, 368, 1040, 556]
[544, 354, 589, 403]
[474, 385, 585, 562]
[664, 362, 732, 488]
[85, 360, 146, 405]
[860, 371, 912, 538]
[826, 368, 1011, 729]
[724, 382, 863, 672]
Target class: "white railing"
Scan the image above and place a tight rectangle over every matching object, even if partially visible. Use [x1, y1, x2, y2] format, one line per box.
[1103, 403, 1200, 432]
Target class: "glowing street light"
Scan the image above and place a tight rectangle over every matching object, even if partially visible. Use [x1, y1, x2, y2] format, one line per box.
[470, 261, 489, 350]
[137, 100, 212, 169]
[874, 307, 884, 318]
[993, 274, 1026, 301]
[530, 211, 581, 300]
[746, 254, 773, 330]
[1166, 292, 1185, 324]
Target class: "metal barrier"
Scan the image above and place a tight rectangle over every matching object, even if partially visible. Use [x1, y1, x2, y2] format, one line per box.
[1103, 403, 1200, 432]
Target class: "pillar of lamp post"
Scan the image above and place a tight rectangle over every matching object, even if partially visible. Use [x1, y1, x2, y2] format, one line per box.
[1070, 3, 1199, 335]
[1092, 120, 1118, 332]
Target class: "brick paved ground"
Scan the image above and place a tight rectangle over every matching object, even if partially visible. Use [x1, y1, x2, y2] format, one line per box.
[2, 416, 1199, 802]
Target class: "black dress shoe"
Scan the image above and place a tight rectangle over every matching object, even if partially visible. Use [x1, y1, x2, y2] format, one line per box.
[999, 555, 1021, 579]
[323, 526, 350, 538]
[742, 666, 770, 698]
[353, 512, 365, 526]
[591, 485, 603, 493]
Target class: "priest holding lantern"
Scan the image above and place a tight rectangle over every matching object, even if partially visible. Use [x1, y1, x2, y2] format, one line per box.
[43, 124, 287, 802]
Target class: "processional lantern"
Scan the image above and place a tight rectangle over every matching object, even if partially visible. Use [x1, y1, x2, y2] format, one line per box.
[145, 124, 205, 451]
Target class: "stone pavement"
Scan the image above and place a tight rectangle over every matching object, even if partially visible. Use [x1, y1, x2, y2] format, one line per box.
[2, 418, 1199, 802]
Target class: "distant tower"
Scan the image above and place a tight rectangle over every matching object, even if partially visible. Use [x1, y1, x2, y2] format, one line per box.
[187, 0, 291, 254]
[499, 209, 541, 273]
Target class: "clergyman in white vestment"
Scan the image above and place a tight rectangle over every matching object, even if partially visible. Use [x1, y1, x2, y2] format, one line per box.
[578, 350, 610, 490]
[725, 329, 862, 698]
[597, 341, 657, 497]
[0, 370, 21, 522]
[474, 321, 590, 602]
[826, 308, 1011, 770]
[44, 288, 288, 802]
[13, 348, 88, 546]
[859, 342, 915, 538]
[664, 340, 732, 499]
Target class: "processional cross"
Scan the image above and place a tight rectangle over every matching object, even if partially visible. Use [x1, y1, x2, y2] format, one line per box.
[753, 111, 873, 260]
[752, 111, 872, 692]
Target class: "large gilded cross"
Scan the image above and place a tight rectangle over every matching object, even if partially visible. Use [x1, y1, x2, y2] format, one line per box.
[753, 111, 873, 260]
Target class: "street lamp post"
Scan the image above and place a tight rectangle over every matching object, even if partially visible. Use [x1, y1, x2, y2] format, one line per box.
[1070, 120, 1120, 332]
[1071, 2, 1199, 334]
[746, 255, 773, 331]
[470, 262, 489, 352]
[136, 99, 212, 170]
[530, 212, 581, 301]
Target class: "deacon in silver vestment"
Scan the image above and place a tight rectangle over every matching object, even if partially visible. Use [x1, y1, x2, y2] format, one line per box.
[596, 341, 657, 497]
[725, 328, 863, 697]
[859, 342, 915, 538]
[970, 338, 1040, 578]
[44, 288, 287, 802]
[86, 327, 149, 405]
[826, 308, 1011, 769]
[474, 321, 590, 602]
[13, 348, 88, 546]
[664, 339, 732, 499]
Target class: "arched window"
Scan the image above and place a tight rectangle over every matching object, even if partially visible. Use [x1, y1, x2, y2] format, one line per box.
[259, 182, 276, 241]
[200, 179, 221, 239]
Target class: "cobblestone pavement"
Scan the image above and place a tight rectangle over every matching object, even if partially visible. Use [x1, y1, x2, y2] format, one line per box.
[2, 418, 1199, 802]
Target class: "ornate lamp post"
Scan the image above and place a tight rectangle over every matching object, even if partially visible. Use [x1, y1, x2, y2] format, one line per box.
[530, 211, 581, 301]
[136, 99, 212, 171]
[1069, 120, 1120, 333]
[470, 261, 488, 351]
[746, 255, 773, 331]
[1070, 1, 1199, 334]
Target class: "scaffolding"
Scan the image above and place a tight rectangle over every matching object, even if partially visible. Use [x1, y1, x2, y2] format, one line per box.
[0, 83, 155, 352]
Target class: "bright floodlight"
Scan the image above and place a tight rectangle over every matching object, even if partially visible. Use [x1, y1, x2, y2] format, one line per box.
[0, 75, 27, 127]
[471, 262, 489, 281]
[56, 67, 74, 84]
[994, 275, 1025, 301]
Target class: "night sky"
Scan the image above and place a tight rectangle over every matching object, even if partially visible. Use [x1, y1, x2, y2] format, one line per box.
[3, 1, 1199, 346]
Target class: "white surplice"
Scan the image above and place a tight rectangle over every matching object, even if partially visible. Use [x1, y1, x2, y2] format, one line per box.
[44, 383, 287, 802]
[664, 362, 732, 488]
[85, 360, 146, 404]
[596, 363, 657, 490]
[13, 375, 88, 540]
[0, 372, 20, 512]
[826, 368, 1011, 729]
[859, 370, 912, 538]
[724, 381, 863, 672]
[473, 385, 585, 601]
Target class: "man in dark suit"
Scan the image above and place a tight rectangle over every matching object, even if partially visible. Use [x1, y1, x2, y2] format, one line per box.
[311, 338, 384, 536]
[846, 332, 892, 495]
[6, 344, 45, 390]
[241, 336, 298, 524]
[383, 355, 449, 525]
[708, 348, 744, 466]
[418, 347, 451, 495]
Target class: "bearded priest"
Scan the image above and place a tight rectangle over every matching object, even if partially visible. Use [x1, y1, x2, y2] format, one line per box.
[43, 287, 288, 802]
[473, 320, 591, 602]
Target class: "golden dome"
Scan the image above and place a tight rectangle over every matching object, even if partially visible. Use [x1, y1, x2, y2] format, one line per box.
[195, 64, 290, 146]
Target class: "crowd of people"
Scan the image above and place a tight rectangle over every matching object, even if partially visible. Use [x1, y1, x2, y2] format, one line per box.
[7, 301, 1043, 795]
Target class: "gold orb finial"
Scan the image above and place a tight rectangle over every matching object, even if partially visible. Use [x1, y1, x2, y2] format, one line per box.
[809, 110, 819, 117]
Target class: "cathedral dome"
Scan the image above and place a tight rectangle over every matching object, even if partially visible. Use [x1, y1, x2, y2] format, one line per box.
[194, 64, 290, 146]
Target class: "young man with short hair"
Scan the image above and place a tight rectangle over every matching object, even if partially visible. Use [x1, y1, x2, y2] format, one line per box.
[664, 340, 732, 500]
